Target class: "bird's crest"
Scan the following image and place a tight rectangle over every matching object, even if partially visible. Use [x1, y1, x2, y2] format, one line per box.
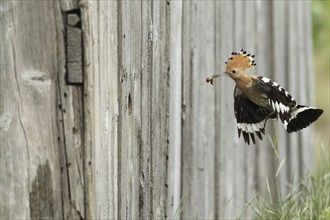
[225, 49, 256, 70]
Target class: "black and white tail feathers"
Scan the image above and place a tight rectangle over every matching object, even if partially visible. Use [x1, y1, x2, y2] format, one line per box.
[285, 105, 323, 133]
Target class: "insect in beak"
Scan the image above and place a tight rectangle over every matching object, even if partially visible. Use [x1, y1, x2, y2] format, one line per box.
[206, 72, 227, 85]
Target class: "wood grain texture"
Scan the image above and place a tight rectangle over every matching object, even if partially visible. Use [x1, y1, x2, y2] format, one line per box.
[57, 1, 85, 218]
[0, 0, 314, 219]
[181, 1, 217, 218]
[166, 1, 182, 219]
[60, 0, 79, 12]
[0, 1, 63, 218]
[80, 1, 314, 218]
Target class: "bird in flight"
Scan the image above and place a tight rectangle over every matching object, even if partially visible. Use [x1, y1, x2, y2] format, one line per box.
[206, 49, 323, 145]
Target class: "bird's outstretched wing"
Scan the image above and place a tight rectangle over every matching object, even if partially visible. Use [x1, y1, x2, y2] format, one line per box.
[234, 87, 275, 145]
[254, 76, 295, 124]
[255, 76, 323, 133]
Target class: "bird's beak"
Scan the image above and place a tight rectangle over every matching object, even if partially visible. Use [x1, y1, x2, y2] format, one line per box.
[206, 71, 227, 85]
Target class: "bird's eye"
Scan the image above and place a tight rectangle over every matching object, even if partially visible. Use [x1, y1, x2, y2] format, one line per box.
[232, 70, 236, 73]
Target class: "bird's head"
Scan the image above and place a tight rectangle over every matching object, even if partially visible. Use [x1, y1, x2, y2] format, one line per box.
[206, 49, 256, 84]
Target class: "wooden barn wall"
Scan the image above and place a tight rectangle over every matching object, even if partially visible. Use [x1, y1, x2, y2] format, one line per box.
[0, 0, 314, 219]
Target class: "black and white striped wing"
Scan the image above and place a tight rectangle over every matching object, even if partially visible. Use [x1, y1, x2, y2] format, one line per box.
[257, 76, 323, 133]
[256, 76, 295, 124]
[234, 87, 274, 145]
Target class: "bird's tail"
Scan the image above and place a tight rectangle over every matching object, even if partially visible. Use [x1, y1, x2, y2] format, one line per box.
[285, 105, 323, 133]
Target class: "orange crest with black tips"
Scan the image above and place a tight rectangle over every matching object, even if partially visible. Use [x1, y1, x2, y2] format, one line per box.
[225, 49, 256, 70]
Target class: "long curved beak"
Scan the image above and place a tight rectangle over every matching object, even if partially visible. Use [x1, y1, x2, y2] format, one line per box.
[206, 72, 227, 85]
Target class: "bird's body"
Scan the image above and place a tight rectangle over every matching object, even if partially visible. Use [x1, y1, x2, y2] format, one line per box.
[235, 75, 268, 107]
[206, 49, 323, 145]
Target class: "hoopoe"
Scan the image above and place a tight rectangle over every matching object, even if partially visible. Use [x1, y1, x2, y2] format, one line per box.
[206, 49, 323, 145]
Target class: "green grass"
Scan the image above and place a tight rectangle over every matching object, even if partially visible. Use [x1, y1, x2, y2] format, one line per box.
[237, 158, 330, 220]
[236, 126, 330, 219]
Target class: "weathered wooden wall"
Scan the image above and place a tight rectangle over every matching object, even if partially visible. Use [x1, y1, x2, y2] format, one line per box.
[0, 0, 314, 219]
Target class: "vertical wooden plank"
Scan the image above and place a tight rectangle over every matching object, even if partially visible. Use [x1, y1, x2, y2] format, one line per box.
[55, 4, 86, 219]
[0, 3, 29, 218]
[272, 0, 289, 195]
[81, 1, 122, 218]
[181, 1, 216, 219]
[166, 0, 182, 219]
[57, 77, 85, 219]
[213, 2, 222, 218]
[109, 2, 120, 217]
[118, 1, 143, 219]
[140, 1, 153, 219]
[241, 1, 258, 218]
[254, 0, 278, 202]
[80, 1, 97, 218]
[295, 1, 313, 178]
[300, 1, 313, 172]
[104, 2, 120, 218]
[181, 2, 194, 217]
[215, 1, 240, 218]
[56, 5, 85, 219]
[232, 0, 249, 216]
[0, 1, 63, 218]
[150, 1, 171, 219]
[295, 1, 307, 180]
[93, 1, 120, 219]
[286, 0, 301, 186]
